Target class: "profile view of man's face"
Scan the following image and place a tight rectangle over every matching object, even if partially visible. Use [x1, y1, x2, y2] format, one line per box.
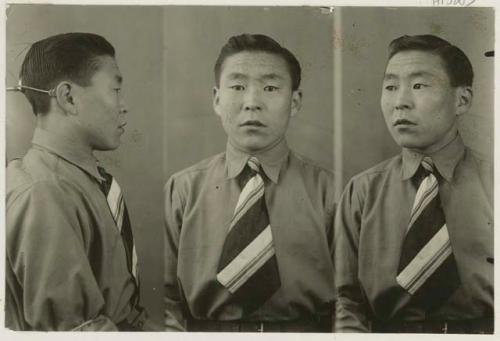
[213, 51, 301, 153]
[71, 55, 128, 151]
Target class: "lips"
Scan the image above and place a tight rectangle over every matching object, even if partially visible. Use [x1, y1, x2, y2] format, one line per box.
[393, 119, 416, 127]
[240, 120, 266, 127]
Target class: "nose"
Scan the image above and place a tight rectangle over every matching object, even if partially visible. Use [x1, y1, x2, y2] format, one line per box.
[394, 86, 413, 111]
[243, 86, 262, 112]
[119, 99, 128, 114]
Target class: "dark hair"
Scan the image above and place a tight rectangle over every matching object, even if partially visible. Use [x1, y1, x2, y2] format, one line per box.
[19, 32, 115, 115]
[214, 34, 301, 90]
[387, 34, 473, 87]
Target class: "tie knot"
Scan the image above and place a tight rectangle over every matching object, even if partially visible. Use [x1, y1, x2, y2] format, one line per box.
[97, 166, 114, 193]
[247, 157, 261, 173]
[97, 166, 107, 177]
[421, 157, 435, 175]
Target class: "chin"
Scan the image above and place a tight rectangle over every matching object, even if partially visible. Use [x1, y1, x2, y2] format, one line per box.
[397, 139, 429, 152]
[94, 141, 121, 151]
[240, 145, 266, 153]
[235, 139, 267, 153]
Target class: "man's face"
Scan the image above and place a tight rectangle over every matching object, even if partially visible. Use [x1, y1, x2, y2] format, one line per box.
[72, 55, 128, 151]
[213, 51, 301, 154]
[380, 50, 464, 154]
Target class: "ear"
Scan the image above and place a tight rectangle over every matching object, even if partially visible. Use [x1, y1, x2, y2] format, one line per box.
[290, 89, 303, 117]
[213, 86, 222, 117]
[455, 86, 473, 116]
[55, 81, 77, 115]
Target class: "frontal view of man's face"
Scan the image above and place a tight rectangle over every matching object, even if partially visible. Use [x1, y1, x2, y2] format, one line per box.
[213, 51, 301, 154]
[380, 50, 462, 154]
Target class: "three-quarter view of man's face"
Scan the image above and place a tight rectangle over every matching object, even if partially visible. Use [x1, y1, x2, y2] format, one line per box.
[380, 50, 465, 154]
[213, 51, 301, 154]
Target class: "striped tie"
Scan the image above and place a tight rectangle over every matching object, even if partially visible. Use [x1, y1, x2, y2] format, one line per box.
[396, 157, 460, 311]
[217, 157, 281, 314]
[98, 167, 138, 283]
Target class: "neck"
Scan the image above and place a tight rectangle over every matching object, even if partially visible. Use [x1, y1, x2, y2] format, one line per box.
[230, 136, 285, 156]
[36, 111, 93, 156]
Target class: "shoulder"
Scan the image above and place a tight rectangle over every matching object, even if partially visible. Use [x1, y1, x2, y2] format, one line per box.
[7, 151, 87, 211]
[466, 147, 492, 170]
[289, 150, 335, 183]
[164, 152, 226, 194]
[341, 154, 402, 204]
[7, 174, 82, 212]
[463, 146, 493, 192]
[168, 152, 225, 182]
[350, 154, 401, 184]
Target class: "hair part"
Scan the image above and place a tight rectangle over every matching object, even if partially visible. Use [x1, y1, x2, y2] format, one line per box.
[214, 34, 301, 90]
[19, 32, 115, 115]
[387, 34, 473, 87]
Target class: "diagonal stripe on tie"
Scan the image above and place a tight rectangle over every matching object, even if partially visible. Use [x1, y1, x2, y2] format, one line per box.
[398, 191, 445, 270]
[217, 157, 281, 314]
[219, 195, 270, 268]
[98, 167, 139, 282]
[397, 157, 460, 312]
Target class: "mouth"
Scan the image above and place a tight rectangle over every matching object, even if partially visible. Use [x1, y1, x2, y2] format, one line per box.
[240, 120, 266, 128]
[393, 119, 416, 127]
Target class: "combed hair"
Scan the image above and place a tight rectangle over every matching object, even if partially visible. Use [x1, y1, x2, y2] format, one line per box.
[214, 34, 301, 90]
[388, 34, 473, 87]
[19, 32, 115, 115]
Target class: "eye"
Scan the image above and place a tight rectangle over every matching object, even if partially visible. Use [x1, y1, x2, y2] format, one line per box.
[264, 85, 279, 92]
[384, 85, 397, 91]
[229, 85, 245, 91]
[413, 83, 427, 89]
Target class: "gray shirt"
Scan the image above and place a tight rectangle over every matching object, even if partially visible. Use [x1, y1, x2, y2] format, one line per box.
[334, 134, 493, 332]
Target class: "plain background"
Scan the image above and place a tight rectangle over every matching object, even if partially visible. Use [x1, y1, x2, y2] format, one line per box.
[5, 5, 334, 326]
[5, 4, 494, 328]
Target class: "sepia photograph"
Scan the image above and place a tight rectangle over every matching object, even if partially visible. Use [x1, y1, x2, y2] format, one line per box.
[3, 0, 495, 337]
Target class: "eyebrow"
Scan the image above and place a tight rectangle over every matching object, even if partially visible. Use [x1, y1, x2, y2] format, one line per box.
[225, 72, 285, 82]
[383, 71, 435, 81]
[260, 73, 285, 82]
[226, 73, 247, 81]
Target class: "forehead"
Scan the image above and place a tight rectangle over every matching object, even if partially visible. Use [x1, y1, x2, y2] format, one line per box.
[220, 51, 291, 81]
[90, 55, 122, 84]
[384, 50, 449, 82]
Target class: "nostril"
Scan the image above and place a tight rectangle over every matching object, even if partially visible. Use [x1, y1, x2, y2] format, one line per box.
[244, 104, 261, 111]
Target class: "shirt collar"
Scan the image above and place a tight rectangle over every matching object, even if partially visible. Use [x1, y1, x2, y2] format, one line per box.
[401, 133, 465, 182]
[225, 139, 289, 184]
[32, 127, 105, 182]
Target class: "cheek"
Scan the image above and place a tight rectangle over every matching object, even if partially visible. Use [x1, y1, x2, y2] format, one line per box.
[380, 95, 392, 115]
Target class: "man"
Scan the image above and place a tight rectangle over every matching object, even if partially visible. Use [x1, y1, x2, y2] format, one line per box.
[164, 34, 336, 332]
[6, 33, 152, 331]
[334, 34, 493, 333]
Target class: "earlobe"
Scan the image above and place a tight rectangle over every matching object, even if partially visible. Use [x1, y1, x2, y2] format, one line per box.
[290, 89, 303, 117]
[456, 86, 473, 116]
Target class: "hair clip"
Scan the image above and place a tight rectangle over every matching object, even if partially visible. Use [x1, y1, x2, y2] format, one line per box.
[6, 81, 56, 97]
